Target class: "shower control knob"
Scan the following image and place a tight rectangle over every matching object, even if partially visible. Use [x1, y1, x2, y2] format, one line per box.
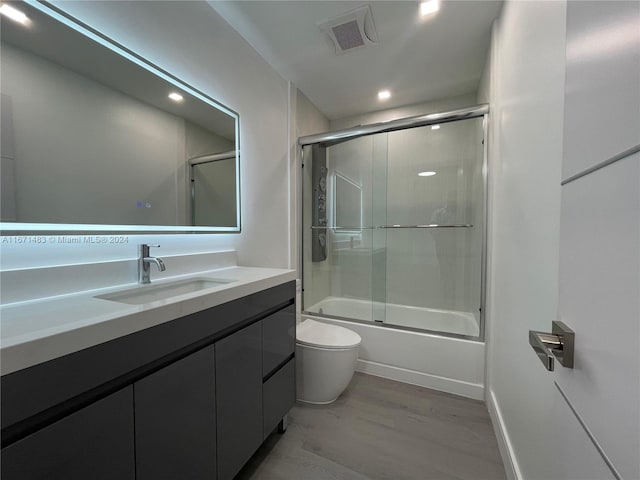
[319, 177, 326, 192]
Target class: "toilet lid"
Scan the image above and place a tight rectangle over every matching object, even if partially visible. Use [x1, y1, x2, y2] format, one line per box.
[297, 319, 361, 349]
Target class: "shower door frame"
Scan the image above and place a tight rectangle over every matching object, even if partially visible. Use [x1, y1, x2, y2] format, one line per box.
[299, 105, 489, 342]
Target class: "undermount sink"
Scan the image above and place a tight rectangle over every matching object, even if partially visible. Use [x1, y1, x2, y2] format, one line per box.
[96, 278, 235, 305]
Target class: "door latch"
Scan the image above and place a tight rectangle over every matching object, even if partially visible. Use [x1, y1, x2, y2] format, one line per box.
[529, 321, 574, 371]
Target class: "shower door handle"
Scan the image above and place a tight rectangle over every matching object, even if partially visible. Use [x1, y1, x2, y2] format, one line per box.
[529, 321, 574, 371]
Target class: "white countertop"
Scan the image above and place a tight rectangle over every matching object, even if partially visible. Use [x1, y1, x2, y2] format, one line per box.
[0, 266, 296, 376]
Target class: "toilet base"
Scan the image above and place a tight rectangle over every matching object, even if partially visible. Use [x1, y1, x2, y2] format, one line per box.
[296, 396, 340, 406]
[295, 343, 359, 404]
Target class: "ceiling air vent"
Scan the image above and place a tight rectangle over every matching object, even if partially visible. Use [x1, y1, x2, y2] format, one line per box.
[318, 5, 378, 55]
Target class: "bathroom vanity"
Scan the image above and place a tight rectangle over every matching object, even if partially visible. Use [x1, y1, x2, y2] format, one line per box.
[0, 269, 296, 480]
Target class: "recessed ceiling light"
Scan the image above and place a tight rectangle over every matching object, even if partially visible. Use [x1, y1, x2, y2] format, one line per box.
[0, 4, 30, 25]
[168, 92, 183, 102]
[420, 0, 440, 16]
[418, 171, 437, 177]
[377, 90, 391, 100]
[431, 124, 440, 130]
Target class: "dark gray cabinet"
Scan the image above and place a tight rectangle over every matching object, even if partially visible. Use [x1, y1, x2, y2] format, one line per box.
[214, 306, 296, 480]
[215, 321, 263, 480]
[1, 281, 296, 480]
[1, 387, 135, 480]
[135, 345, 216, 480]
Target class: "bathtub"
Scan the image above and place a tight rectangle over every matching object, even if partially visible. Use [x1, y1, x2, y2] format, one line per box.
[302, 296, 485, 400]
[307, 296, 479, 337]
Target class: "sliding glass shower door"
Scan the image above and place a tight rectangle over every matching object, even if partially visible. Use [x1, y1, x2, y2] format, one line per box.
[302, 115, 485, 339]
[302, 133, 388, 324]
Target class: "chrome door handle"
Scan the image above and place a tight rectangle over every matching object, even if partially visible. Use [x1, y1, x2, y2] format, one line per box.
[529, 321, 574, 371]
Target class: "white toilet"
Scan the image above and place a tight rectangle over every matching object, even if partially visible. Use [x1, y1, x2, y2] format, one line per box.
[296, 319, 362, 404]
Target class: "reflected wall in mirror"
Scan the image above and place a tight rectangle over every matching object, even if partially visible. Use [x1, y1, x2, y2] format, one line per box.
[0, 1, 240, 232]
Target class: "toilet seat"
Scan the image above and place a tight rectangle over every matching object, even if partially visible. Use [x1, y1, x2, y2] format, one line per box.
[297, 319, 361, 349]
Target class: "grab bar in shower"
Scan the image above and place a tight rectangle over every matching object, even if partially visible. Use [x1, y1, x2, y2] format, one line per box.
[310, 224, 473, 229]
[378, 224, 473, 229]
[310, 226, 376, 230]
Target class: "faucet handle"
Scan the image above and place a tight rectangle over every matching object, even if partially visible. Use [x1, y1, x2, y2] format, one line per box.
[139, 243, 160, 257]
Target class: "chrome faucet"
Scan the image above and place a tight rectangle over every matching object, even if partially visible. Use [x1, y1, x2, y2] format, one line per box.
[138, 244, 166, 284]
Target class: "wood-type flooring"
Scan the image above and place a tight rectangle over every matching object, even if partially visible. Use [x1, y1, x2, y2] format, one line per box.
[237, 373, 507, 480]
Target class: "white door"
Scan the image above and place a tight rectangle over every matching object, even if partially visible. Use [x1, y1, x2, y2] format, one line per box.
[544, 2, 640, 479]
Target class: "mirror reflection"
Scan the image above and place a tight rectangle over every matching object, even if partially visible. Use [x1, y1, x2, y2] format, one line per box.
[0, 1, 240, 231]
[334, 172, 362, 229]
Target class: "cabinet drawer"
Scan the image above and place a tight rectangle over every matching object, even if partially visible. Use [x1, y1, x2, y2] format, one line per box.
[262, 305, 295, 377]
[263, 358, 295, 439]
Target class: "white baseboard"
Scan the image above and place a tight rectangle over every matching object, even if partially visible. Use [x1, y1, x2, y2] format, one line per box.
[486, 389, 521, 480]
[356, 359, 484, 400]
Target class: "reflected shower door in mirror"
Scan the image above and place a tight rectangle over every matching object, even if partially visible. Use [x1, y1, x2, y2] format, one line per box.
[190, 151, 238, 227]
[0, 1, 240, 232]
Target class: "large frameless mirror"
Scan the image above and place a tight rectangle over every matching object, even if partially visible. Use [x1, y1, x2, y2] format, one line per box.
[0, 1, 240, 233]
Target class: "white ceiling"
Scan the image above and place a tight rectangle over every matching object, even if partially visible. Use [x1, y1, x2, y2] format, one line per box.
[210, 1, 503, 120]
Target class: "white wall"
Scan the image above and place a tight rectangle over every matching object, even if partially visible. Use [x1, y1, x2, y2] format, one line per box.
[484, 1, 566, 479]
[1, 1, 292, 278]
[330, 92, 478, 131]
[476, 45, 491, 105]
[295, 90, 330, 143]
